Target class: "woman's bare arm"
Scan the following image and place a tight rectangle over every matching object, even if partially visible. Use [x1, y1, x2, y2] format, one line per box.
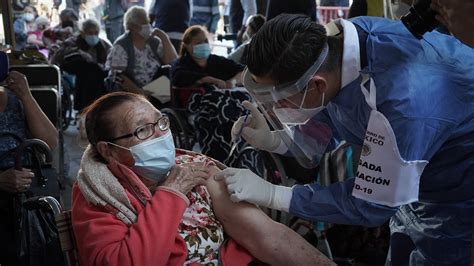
[205, 166, 334, 265]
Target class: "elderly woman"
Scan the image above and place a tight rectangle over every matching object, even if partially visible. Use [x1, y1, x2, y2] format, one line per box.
[72, 92, 333, 265]
[52, 19, 111, 111]
[106, 6, 177, 96]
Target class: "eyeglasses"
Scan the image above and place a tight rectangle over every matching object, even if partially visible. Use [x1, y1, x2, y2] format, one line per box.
[108, 116, 170, 142]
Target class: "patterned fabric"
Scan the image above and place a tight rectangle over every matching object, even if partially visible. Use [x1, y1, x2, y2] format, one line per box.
[0, 90, 27, 169]
[106, 43, 164, 87]
[187, 87, 265, 176]
[77, 147, 225, 265]
[175, 153, 224, 265]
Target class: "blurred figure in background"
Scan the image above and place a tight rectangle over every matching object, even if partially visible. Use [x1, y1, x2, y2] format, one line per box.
[13, 5, 38, 50]
[43, 8, 79, 50]
[190, 0, 221, 39]
[27, 16, 50, 49]
[103, 0, 127, 43]
[227, 14, 265, 64]
[229, 0, 257, 47]
[149, 0, 191, 52]
[51, 19, 111, 112]
[265, 0, 317, 21]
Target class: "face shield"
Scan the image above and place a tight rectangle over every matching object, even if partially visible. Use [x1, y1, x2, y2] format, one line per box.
[244, 43, 332, 168]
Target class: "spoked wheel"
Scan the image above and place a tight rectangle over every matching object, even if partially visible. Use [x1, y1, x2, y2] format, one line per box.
[161, 108, 195, 150]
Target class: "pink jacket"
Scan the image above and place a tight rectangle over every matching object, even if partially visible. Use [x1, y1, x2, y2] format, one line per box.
[71, 162, 254, 265]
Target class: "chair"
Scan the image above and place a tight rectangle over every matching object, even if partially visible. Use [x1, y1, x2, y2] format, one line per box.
[55, 210, 80, 266]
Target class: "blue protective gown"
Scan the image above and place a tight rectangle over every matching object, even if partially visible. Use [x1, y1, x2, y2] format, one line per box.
[289, 17, 474, 265]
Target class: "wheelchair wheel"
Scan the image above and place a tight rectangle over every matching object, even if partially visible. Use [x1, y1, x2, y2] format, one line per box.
[161, 108, 195, 150]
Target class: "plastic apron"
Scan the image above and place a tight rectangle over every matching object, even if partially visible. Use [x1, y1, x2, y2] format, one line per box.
[352, 76, 428, 207]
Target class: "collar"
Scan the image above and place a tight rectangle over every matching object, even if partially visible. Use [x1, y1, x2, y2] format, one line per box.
[339, 19, 361, 88]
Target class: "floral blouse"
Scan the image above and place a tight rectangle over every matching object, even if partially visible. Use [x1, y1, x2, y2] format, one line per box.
[175, 152, 224, 265]
[0, 90, 27, 169]
[106, 42, 164, 88]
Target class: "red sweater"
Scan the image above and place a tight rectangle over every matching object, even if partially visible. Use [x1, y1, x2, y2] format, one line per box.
[72, 184, 253, 265]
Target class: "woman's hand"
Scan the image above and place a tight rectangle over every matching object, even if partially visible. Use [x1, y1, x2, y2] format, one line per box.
[152, 28, 169, 40]
[6, 71, 33, 101]
[0, 168, 34, 193]
[161, 163, 211, 195]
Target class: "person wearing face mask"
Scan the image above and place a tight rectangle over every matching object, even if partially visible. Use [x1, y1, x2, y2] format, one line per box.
[215, 14, 474, 265]
[171, 25, 244, 89]
[228, 14, 266, 65]
[71, 91, 334, 265]
[13, 5, 38, 50]
[106, 6, 178, 100]
[171, 25, 255, 164]
[51, 19, 111, 112]
[42, 8, 79, 49]
[26, 16, 50, 49]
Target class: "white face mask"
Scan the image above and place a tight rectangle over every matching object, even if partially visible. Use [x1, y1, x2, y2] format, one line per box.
[23, 13, 35, 22]
[273, 89, 326, 126]
[139, 24, 152, 39]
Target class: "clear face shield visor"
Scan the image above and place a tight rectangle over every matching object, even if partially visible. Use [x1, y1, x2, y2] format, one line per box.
[243, 43, 332, 168]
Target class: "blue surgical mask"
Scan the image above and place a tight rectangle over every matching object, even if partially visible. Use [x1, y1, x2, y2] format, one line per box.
[84, 35, 100, 46]
[192, 43, 211, 59]
[108, 131, 176, 182]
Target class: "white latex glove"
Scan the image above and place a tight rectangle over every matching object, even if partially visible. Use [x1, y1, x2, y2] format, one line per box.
[231, 100, 282, 152]
[214, 167, 292, 212]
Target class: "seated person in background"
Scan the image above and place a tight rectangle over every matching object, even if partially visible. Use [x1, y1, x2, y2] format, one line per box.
[13, 5, 38, 51]
[106, 6, 177, 97]
[43, 8, 79, 51]
[228, 14, 266, 65]
[171, 26, 254, 164]
[51, 19, 111, 112]
[0, 71, 58, 265]
[72, 91, 333, 265]
[27, 16, 50, 49]
[171, 25, 243, 88]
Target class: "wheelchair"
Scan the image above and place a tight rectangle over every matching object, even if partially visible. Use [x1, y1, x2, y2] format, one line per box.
[8, 49, 75, 130]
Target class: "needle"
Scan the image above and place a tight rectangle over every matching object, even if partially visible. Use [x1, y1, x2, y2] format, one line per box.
[225, 112, 250, 164]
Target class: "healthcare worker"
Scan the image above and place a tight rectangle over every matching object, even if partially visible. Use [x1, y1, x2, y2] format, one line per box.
[215, 14, 474, 265]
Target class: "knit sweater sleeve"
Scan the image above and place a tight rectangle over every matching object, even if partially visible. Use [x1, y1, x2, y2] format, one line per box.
[71, 184, 189, 265]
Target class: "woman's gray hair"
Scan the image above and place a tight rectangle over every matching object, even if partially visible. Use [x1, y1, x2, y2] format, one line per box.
[80, 19, 100, 32]
[123, 6, 149, 31]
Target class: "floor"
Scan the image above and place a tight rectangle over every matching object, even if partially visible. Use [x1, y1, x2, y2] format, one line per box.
[61, 123, 87, 210]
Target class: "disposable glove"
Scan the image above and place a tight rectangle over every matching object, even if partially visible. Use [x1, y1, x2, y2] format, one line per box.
[231, 101, 283, 152]
[214, 167, 292, 212]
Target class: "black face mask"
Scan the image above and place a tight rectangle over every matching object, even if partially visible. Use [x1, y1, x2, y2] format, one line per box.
[62, 21, 74, 28]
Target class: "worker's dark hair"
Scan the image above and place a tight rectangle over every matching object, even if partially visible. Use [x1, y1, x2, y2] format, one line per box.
[179, 25, 208, 57]
[82, 92, 148, 162]
[246, 14, 341, 84]
[247, 14, 266, 34]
